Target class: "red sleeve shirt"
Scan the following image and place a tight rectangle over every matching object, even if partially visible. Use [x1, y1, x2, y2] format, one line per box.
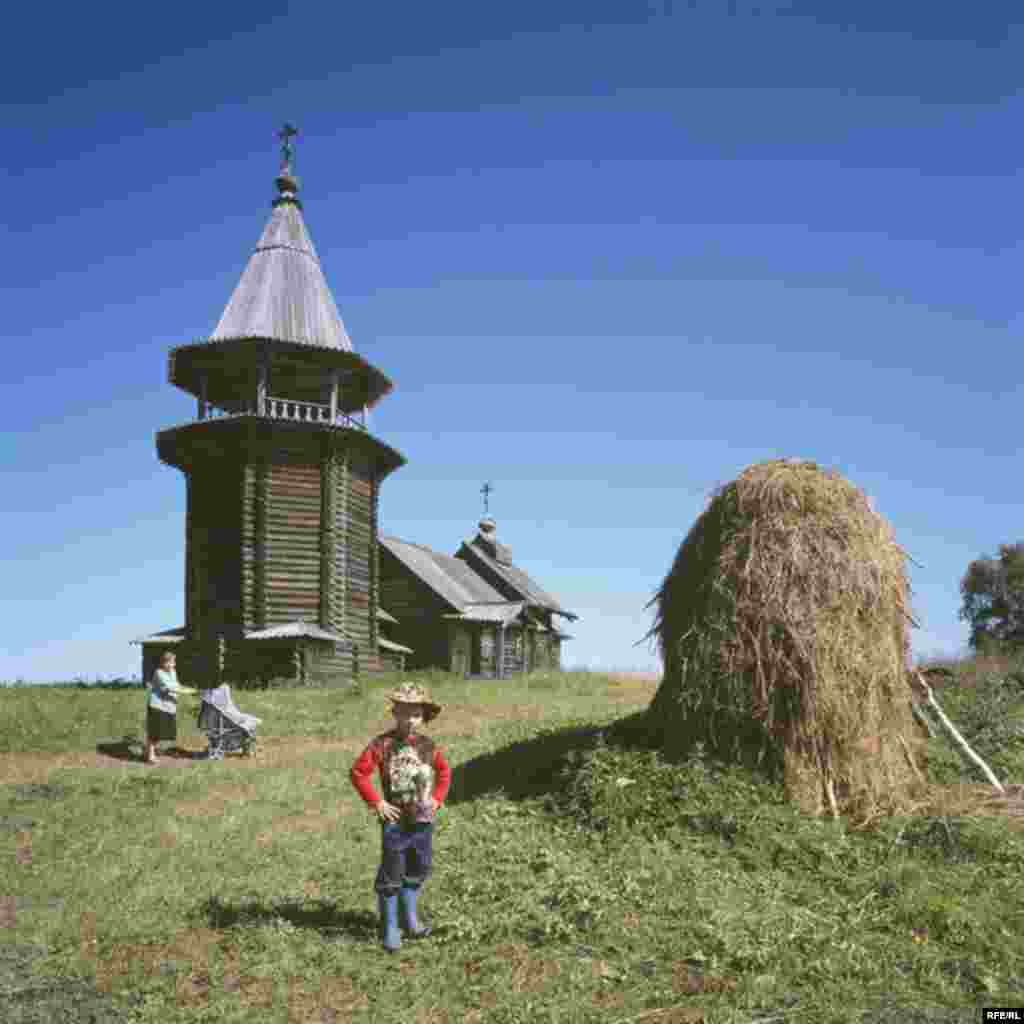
[350, 730, 452, 810]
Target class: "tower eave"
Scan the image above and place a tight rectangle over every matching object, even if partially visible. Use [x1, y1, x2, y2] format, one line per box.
[156, 416, 407, 480]
[167, 336, 394, 412]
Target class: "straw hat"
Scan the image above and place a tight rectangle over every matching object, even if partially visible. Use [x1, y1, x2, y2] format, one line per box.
[385, 682, 443, 723]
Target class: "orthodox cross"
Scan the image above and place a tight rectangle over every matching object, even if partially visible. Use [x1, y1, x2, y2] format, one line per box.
[278, 123, 299, 172]
[480, 481, 493, 516]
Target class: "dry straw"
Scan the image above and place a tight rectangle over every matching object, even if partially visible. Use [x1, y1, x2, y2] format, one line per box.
[644, 458, 926, 824]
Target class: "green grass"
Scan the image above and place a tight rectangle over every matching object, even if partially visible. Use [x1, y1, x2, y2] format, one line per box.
[2, 663, 1023, 1024]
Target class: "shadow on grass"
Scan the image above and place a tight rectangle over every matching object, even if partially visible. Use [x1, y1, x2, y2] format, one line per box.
[198, 895, 378, 944]
[445, 710, 661, 806]
[95, 737, 210, 763]
[95, 736, 142, 763]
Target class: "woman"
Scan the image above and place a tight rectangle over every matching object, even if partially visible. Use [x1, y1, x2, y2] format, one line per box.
[144, 651, 197, 764]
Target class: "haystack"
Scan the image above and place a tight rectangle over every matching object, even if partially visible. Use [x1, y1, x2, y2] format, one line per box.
[644, 459, 925, 822]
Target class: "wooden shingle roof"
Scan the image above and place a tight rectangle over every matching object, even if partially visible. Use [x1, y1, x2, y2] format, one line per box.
[380, 535, 507, 610]
[245, 620, 349, 643]
[166, 169, 394, 411]
[458, 536, 577, 621]
[378, 637, 414, 655]
[442, 602, 525, 625]
[211, 188, 353, 352]
[130, 627, 186, 645]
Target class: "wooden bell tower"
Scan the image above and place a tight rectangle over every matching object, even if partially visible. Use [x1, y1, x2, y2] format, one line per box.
[153, 126, 405, 687]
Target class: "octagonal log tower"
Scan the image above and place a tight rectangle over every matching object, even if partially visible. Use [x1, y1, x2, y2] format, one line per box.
[151, 135, 405, 688]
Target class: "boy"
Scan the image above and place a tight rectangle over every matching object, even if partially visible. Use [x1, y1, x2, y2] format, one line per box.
[350, 683, 451, 952]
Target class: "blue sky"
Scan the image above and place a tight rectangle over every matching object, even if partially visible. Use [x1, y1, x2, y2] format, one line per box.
[3, 2, 1020, 682]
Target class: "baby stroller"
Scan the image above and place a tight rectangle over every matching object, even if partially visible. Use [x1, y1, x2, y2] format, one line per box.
[196, 684, 261, 760]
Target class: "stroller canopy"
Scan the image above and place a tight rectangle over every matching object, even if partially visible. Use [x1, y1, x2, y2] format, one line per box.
[200, 684, 262, 730]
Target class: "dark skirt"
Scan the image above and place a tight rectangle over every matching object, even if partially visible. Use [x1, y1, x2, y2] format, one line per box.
[146, 706, 177, 743]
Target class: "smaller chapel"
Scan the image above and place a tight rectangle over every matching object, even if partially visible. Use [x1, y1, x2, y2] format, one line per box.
[379, 516, 576, 677]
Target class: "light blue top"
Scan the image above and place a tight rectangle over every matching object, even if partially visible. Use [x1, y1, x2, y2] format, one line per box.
[147, 668, 187, 714]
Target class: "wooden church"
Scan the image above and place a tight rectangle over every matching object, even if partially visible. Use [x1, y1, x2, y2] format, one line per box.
[134, 129, 575, 687]
[380, 514, 575, 677]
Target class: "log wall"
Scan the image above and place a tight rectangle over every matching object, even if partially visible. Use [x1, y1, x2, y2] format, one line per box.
[449, 622, 471, 677]
[370, 474, 380, 658]
[343, 451, 377, 672]
[169, 419, 403, 687]
[186, 464, 243, 642]
[263, 454, 320, 624]
[330, 446, 348, 655]
[185, 477, 194, 636]
[238, 439, 390, 683]
[168, 638, 222, 689]
[529, 631, 547, 670]
[378, 647, 406, 672]
[241, 464, 261, 631]
[319, 445, 336, 632]
[378, 545, 454, 671]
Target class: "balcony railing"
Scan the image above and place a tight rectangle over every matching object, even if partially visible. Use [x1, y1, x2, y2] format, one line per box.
[266, 397, 332, 423]
[200, 396, 367, 430]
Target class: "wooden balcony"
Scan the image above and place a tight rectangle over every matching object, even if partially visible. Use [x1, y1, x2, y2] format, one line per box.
[198, 396, 367, 430]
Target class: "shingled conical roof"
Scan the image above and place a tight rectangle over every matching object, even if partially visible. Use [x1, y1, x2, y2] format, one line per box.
[166, 131, 395, 412]
[211, 173, 353, 351]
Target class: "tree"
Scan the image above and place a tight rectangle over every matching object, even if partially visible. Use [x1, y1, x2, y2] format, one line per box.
[959, 542, 1024, 654]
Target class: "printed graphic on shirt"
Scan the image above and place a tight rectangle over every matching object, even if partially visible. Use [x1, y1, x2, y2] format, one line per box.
[388, 741, 434, 807]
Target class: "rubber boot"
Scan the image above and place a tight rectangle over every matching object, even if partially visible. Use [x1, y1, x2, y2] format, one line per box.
[377, 891, 401, 952]
[399, 884, 431, 939]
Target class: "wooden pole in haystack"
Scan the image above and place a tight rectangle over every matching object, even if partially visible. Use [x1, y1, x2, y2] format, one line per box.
[910, 700, 936, 738]
[910, 670, 1005, 794]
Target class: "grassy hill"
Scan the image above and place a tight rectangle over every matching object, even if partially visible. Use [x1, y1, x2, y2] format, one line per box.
[1, 660, 1022, 1023]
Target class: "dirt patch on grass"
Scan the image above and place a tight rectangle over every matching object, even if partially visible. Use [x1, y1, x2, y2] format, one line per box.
[93, 928, 375, 1017]
[0, 679, 657, 786]
[92, 924, 275, 1013]
[281, 972, 371, 1021]
[591, 987, 630, 1013]
[461, 942, 565, 999]
[253, 807, 351, 848]
[921, 782, 1024, 829]
[671, 960, 739, 995]
[607, 672, 661, 685]
[174, 783, 258, 819]
[93, 924, 223, 998]
[0, 738, 364, 784]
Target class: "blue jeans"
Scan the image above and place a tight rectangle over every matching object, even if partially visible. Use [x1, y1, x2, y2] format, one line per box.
[374, 822, 434, 895]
